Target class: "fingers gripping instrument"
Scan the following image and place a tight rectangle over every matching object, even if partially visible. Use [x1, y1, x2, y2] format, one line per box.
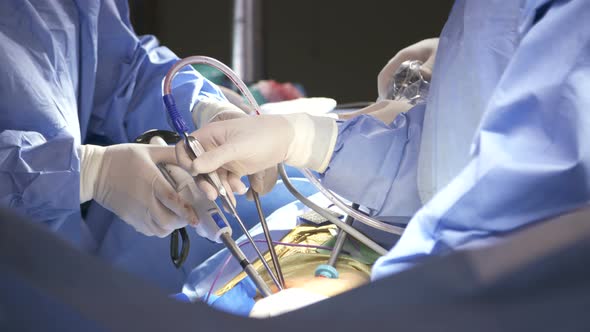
[135, 130, 233, 267]
[161, 92, 238, 234]
[134, 130, 191, 268]
[182, 134, 233, 211]
[162, 56, 284, 291]
[135, 130, 272, 297]
[181, 135, 284, 291]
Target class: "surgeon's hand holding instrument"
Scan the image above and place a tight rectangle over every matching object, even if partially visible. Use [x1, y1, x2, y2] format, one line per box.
[134, 130, 193, 267]
[162, 56, 285, 291]
[78, 143, 198, 238]
[135, 129, 273, 297]
[182, 135, 284, 291]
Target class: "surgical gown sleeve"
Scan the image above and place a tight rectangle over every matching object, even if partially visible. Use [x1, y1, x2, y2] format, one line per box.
[0, 0, 225, 230]
[88, 0, 226, 143]
[0, 2, 83, 228]
[321, 104, 426, 220]
[372, 1, 590, 279]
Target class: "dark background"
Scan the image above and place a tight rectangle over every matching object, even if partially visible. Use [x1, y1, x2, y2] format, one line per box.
[129, 1, 453, 103]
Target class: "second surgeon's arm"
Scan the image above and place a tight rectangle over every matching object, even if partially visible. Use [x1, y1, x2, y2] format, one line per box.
[89, 0, 226, 144]
[181, 101, 427, 220]
[372, 0, 590, 279]
[321, 103, 427, 221]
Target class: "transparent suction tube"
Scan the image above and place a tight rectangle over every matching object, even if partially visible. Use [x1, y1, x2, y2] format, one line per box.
[163, 56, 260, 116]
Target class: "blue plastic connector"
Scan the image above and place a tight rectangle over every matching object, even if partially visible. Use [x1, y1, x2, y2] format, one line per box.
[163, 94, 189, 135]
[211, 212, 227, 229]
[314, 264, 339, 279]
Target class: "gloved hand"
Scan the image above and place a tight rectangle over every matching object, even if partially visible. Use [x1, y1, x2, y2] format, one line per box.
[79, 144, 198, 237]
[249, 288, 328, 318]
[193, 98, 267, 200]
[377, 38, 439, 101]
[338, 99, 413, 124]
[176, 113, 337, 200]
[189, 99, 292, 199]
[192, 98, 250, 129]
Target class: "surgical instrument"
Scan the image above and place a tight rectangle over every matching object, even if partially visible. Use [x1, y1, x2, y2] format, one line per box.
[315, 203, 361, 279]
[135, 130, 191, 268]
[162, 56, 285, 290]
[253, 191, 285, 288]
[213, 208, 272, 297]
[136, 129, 273, 296]
[181, 136, 283, 290]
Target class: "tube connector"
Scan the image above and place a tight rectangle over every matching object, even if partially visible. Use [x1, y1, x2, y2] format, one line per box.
[163, 94, 189, 135]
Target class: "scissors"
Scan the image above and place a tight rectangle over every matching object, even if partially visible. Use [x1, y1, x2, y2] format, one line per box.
[134, 130, 190, 268]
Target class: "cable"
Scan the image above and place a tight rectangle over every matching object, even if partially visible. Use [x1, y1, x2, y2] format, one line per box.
[278, 164, 388, 256]
[301, 168, 405, 235]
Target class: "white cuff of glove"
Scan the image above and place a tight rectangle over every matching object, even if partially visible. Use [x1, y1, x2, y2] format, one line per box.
[192, 99, 246, 129]
[78, 144, 106, 203]
[283, 113, 338, 173]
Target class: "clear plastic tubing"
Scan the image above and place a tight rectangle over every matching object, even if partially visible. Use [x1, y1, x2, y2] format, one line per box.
[163, 56, 260, 116]
[163, 55, 403, 236]
[301, 168, 404, 235]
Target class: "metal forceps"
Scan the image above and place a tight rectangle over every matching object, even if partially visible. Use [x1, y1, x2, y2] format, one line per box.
[182, 134, 285, 290]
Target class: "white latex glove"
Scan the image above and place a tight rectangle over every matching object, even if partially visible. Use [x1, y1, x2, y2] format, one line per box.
[377, 38, 439, 101]
[176, 113, 337, 199]
[250, 288, 328, 318]
[338, 100, 413, 124]
[79, 144, 199, 237]
[191, 99, 281, 199]
[192, 98, 250, 129]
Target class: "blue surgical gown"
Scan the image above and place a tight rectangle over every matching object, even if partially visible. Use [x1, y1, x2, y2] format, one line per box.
[322, 0, 590, 280]
[0, 1, 313, 292]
